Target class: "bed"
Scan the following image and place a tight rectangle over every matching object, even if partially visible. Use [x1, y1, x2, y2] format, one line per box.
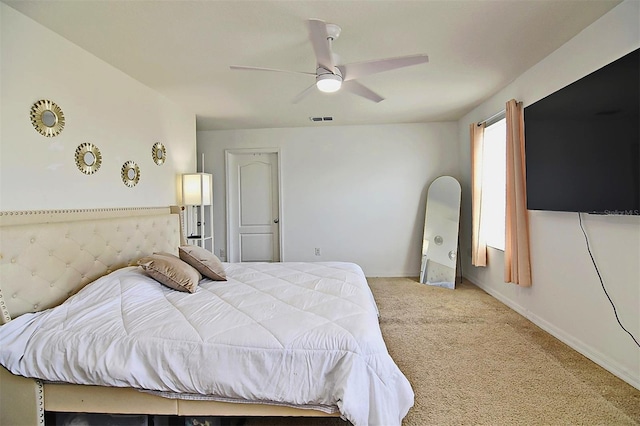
[0, 207, 413, 426]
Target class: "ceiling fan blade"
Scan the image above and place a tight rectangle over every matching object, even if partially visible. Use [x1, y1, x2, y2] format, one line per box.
[338, 54, 429, 81]
[230, 65, 315, 76]
[292, 83, 318, 104]
[308, 19, 335, 72]
[342, 80, 385, 103]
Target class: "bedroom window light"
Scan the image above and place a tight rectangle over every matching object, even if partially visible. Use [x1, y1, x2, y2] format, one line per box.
[481, 117, 506, 251]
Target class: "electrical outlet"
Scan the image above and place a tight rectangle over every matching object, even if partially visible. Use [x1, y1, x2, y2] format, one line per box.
[219, 248, 226, 259]
[314, 248, 321, 256]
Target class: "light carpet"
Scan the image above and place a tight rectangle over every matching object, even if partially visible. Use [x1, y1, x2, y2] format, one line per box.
[242, 278, 639, 426]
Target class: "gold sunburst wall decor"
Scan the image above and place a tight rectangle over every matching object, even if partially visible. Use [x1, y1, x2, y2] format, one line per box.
[30, 99, 65, 137]
[152, 142, 166, 165]
[74, 143, 102, 175]
[121, 161, 140, 187]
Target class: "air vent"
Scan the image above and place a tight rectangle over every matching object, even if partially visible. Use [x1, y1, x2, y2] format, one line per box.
[309, 116, 334, 122]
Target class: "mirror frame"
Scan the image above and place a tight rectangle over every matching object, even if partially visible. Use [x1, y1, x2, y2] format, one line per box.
[152, 142, 166, 165]
[30, 99, 65, 137]
[74, 143, 102, 175]
[419, 176, 462, 289]
[121, 161, 140, 187]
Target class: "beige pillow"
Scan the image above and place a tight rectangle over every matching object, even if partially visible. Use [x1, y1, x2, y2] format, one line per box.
[179, 245, 227, 281]
[138, 253, 202, 293]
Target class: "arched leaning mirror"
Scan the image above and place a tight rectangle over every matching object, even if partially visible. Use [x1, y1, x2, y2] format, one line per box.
[30, 99, 65, 137]
[74, 143, 102, 174]
[121, 161, 140, 187]
[419, 176, 462, 289]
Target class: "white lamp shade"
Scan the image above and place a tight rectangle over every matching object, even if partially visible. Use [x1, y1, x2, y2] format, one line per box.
[182, 173, 212, 205]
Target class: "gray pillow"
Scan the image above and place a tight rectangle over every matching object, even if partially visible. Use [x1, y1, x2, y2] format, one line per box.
[138, 253, 201, 293]
[179, 245, 227, 281]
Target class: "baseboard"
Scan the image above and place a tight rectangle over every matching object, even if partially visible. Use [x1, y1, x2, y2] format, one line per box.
[465, 273, 640, 391]
[366, 272, 419, 279]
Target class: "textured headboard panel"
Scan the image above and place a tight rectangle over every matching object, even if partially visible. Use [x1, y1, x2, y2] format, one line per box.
[0, 213, 181, 323]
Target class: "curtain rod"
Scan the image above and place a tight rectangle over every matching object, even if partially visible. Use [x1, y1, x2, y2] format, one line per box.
[477, 109, 506, 127]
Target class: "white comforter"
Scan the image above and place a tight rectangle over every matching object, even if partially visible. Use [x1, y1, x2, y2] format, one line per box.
[0, 262, 413, 425]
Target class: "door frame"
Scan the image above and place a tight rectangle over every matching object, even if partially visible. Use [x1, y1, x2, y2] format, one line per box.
[225, 148, 283, 262]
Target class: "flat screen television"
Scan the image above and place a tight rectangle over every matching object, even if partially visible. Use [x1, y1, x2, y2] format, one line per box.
[524, 48, 639, 215]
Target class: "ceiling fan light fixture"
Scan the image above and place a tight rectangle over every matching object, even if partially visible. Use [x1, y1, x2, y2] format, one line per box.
[316, 74, 342, 93]
[231, 19, 428, 104]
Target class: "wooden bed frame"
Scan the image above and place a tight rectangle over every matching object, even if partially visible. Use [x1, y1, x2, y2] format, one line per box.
[0, 207, 340, 425]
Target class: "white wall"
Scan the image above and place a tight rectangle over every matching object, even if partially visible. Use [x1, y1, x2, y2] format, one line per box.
[457, 0, 639, 389]
[0, 4, 196, 211]
[198, 123, 458, 277]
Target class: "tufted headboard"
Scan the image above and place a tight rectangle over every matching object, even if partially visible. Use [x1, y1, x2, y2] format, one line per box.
[0, 208, 181, 323]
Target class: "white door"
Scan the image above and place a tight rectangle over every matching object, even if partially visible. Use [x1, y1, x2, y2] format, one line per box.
[226, 151, 280, 262]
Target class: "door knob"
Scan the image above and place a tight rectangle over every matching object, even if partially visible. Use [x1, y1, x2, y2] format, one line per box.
[273, 218, 279, 223]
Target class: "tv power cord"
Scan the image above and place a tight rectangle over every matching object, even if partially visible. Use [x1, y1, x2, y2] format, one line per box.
[579, 213, 639, 348]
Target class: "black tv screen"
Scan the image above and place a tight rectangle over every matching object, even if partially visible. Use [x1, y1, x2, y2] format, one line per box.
[524, 48, 639, 215]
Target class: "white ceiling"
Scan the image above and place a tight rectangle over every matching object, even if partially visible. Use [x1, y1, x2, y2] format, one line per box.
[4, 0, 620, 131]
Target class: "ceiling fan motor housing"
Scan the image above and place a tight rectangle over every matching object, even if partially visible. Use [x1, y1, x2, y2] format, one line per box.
[316, 67, 343, 92]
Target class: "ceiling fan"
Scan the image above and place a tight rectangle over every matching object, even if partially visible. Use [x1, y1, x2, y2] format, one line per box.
[230, 19, 429, 103]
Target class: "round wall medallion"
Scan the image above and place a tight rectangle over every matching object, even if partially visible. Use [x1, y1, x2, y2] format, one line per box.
[74, 143, 102, 175]
[448, 250, 457, 261]
[152, 142, 166, 165]
[121, 161, 140, 187]
[30, 99, 65, 137]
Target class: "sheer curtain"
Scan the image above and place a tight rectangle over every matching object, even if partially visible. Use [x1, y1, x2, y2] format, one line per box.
[504, 99, 532, 286]
[470, 122, 487, 267]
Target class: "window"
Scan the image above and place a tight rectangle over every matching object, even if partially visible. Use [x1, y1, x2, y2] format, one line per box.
[481, 118, 506, 251]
